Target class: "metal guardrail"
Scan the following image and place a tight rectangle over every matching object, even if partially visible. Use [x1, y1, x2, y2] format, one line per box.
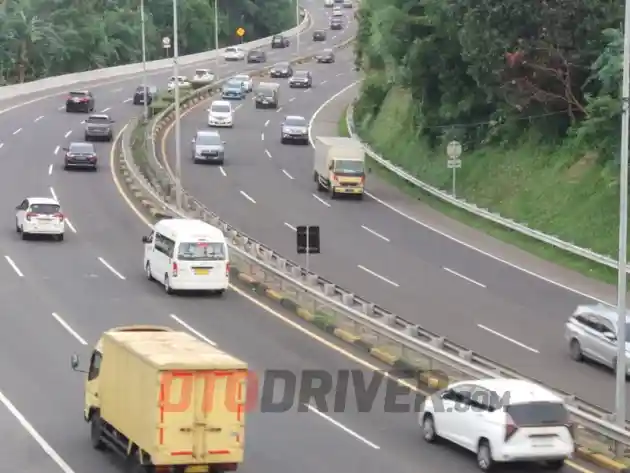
[345, 106, 630, 273]
[117, 41, 630, 452]
[0, 9, 310, 101]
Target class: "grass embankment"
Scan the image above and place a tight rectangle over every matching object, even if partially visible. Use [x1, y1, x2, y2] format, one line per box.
[341, 87, 625, 285]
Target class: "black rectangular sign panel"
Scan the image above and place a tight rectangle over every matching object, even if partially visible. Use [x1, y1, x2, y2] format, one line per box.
[296, 225, 320, 254]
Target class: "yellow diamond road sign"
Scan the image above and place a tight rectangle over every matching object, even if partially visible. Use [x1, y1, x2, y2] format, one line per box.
[236, 27, 245, 37]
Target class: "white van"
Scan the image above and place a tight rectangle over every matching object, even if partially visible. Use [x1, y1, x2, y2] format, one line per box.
[142, 218, 229, 295]
[207, 100, 234, 127]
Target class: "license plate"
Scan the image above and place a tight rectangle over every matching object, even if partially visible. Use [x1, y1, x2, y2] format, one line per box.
[185, 466, 208, 473]
[38, 217, 52, 221]
[194, 268, 209, 275]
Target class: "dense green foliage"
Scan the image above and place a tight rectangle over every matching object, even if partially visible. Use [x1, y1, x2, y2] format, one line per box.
[0, 0, 294, 85]
[354, 0, 624, 160]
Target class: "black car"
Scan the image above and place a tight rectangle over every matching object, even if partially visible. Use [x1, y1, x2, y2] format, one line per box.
[133, 85, 158, 105]
[289, 70, 312, 88]
[316, 49, 335, 63]
[271, 34, 290, 48]
[312, 30, 326, 41]
[65, 91, 94, 113]
[270, 62, 293, 78]
[330, 18, 343, 30]
[247, 49, 267, 63]
[63, 142, 98, 170]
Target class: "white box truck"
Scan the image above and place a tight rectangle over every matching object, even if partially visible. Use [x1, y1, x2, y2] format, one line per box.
[71, 325, 248, 473]
[313, 136, 366, 198]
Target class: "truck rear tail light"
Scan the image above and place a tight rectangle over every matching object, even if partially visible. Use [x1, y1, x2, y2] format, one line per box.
[172, 262, 178, 277]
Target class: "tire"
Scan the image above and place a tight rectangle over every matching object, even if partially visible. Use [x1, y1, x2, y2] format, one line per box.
[164, 275, 173, 294]
[21, 229, 28, 240]
[146, 262, 154, 281]
[92, 165, 98, 172]
[476, 440, 494, 471]
[56, 233, 64, 242]
[421, 414, 438, 443]
[84, 134, 90, 141]
[64, 164, 69, 170]
[107, 134, 112, 142]
[569, 339, 583, 361]
[90, 413, 107, 450]
[543, 460, 565, 470]
[66, 106, 71, 112]
[215, 289, 226, 296]
[281, 138, 286, 144]
[15, 219, 20, 233]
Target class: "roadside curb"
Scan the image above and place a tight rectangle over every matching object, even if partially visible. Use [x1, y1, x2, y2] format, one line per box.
[575, 447, 630, 472]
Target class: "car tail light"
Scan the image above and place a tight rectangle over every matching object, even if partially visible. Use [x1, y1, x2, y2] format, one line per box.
[504, 414, 518, 442]
[226, 262, 230, 277]
[25, 212, 37, 221]
[54, 212, 64, 221]
[80, 97, 89, 102]
[172, 261, 178, 277]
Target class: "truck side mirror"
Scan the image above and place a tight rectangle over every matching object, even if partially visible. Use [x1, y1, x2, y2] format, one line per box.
[70, 354, 80, 370]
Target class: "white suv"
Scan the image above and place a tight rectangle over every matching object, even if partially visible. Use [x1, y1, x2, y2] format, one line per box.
[16, 197, 65, 241]
[207, 100, 234, 127]
[419, 378, 574, 471]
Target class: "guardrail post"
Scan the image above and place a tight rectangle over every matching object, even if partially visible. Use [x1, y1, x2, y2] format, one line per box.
[459, 350, 473, 362]
[291, 267, 301, 279]
[405, 325, 418, 337]
[383, 313, 396, 326]
[276, 258, 287, 272]
[362, 302, 375, 316]
[210, 216, 220, 226]
[306, 274, 318, 286]
[430, 337, 445, 349]
[323, 283, 335, 296]
[341, 293, 354, 305]
[250, 243, 260, 258]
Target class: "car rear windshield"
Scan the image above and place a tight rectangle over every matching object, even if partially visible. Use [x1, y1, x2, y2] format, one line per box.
[70, 143, 95, 153]
[275, 62, 289, 68]
[294, 71, 308, 78]
[211, 104, 230, 114]
[506, 402, 569, 426]
[196, 70, 209, 75]
[226, 47, 236, 52]
[30, 203, 60, 215]
[177, 242, 226, 261]
[88, 116, 109, 123]
[70, 91, 87, 97]
[197, 134, 221, 145]
[285, 117, 306, 126]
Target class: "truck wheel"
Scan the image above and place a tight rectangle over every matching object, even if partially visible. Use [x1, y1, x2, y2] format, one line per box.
[90, 413, 107, 450]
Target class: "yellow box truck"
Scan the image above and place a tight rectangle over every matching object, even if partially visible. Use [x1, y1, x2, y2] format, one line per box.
[313, 136, 366, 198]
[71, 325, 248, 473]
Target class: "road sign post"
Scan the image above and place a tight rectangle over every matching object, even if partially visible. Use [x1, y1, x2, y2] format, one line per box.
[236, 27, 245, 44]
[162, 36, 171, 57]
[446, 140, 462, 198]
[296, 225, 320, 273]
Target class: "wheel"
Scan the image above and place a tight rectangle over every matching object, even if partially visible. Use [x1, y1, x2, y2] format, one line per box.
[92, 165, 98, 171]
[569, 339, 583, 361]
[281, 138, 286, 144]
[218, 159, 225, 165]
[84, 134, 90, 141]
[65, 106, 71, 112]
[421, 414, 438, 443]
[56, 233, 64, 241]
[543, 460, 565, 470]
[107, 133, 112, 141]
[476, 440, 494, 471]
[164, 275, 173, 294]
[15, 219, 20, 233]
[215, 289, 226, 296]
[64, 164, 69, 170]
[21, 228, 28, 240]
[90, 413, 107, 450]
[145, 262, 154, 281]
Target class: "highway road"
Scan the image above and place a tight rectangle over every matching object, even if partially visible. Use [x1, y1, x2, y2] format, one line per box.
[159, 0, 630, 417]
[0, 2, 590, 473]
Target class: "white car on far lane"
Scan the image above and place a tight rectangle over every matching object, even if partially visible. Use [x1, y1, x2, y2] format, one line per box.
[16, 197, 65, 241]
[231, 74, 253, 92]
[223, 46, 245, 61]
[167, 75, 191, 91]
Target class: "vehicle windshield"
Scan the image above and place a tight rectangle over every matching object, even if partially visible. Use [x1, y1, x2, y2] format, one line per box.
[285, 117, 306, 127]
[211, 104, 231, 114]
[196, 134, 221, 146]
[195, 70, 209, 75]
[275, 62, 289, 68]
[294, 71, 309, 78]
[323, 49, 333, 54]
[69, 143, 95, 154]
[233, 75, 248, 81]
[30, 203, 60, 215]
[506, 402, 569, 426]
[88, 116, 109, 123]
[226, 47, 236, 52]
[225, 81, 241, 88]
[249, 50, 262, 55]
[69, 91, 87, 97]
[333, 159, 364, 174]
[177, 242, 226, 261]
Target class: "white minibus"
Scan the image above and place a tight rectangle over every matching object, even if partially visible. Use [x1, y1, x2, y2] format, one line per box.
[142, 218, 229, 295]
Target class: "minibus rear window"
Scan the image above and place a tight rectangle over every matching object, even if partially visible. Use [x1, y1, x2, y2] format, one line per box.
[177, 242, 226, 261]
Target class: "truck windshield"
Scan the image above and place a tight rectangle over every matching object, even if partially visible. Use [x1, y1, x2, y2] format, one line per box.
[334, 159, 363, 175]
[178, 242, 226, 261]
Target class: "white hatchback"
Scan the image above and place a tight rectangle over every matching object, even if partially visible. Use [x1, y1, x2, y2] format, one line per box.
[223, 46, 245, 61]
[207, 100, 234, 127]
[419, 378, 574, 471]
[231, 74, 253, 92]
[16, 197, 65, 241]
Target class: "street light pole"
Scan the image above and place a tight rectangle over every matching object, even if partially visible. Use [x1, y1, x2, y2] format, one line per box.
[140, 0, 148, 121]
[214, 0, 219, 68]
[615, 0, 630, 437]
[173, 0, 183, 211]
[295, 0, 300, 56]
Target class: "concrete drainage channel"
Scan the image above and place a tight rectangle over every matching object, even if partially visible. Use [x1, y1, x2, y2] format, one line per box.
[113, 40, 630, 473]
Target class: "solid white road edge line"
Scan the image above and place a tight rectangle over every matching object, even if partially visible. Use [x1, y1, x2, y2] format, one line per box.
[477, 324, 539, 354]
[169, 314, 218, 346]
[4, 255, 23, 277]
[305, 403, 380, 449]
[360, 225, 390, 242]
[240, 190, 257, 204]
[284, 222, 297, 231]
[0, 390, 76, 473]
[443, 267, 486, 288]
[357, 264, 399, 287]
[307, 81, 613, 307]
[51, 312, 87, 345]
[312, 194, 331, 207]
[97, 257, 126, 280]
